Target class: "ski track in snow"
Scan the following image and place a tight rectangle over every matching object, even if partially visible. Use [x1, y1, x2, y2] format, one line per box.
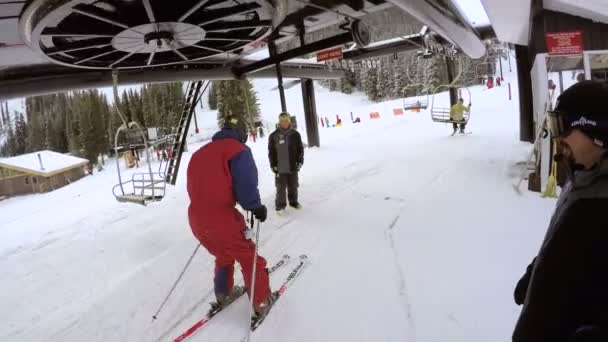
[386, 213, 417, 341]
[0, 58, 562, 342]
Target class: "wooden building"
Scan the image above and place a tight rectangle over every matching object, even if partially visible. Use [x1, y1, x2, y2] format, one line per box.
[0, 150, 89, 197]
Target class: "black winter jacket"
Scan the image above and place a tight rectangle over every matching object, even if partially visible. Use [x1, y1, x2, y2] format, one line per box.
[268, 128, 304, 173]
[513, 158, 608, 342]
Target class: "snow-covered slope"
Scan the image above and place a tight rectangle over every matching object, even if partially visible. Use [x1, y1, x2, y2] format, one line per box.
[0, 56, 557, 342]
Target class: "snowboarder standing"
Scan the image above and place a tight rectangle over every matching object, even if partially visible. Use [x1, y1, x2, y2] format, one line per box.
[450, 98, 471, 134]
[186, 116, 273, 316]
[268, 112, 304, 213]
[512, 81, 608, 342]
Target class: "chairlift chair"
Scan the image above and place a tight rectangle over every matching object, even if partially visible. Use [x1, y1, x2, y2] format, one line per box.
[430, 86, 472, 124]
[402, 85, 429, 110]
[111, 70, 166, 205]
[112, 122, 167, 205]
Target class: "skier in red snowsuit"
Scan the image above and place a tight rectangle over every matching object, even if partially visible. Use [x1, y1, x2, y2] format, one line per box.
[187, 116, 271, 314]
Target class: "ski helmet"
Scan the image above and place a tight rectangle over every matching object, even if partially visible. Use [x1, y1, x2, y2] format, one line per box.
[549, 80, 608, 147]
[278, 112, 291, 126]
[223, 115, 248, 143]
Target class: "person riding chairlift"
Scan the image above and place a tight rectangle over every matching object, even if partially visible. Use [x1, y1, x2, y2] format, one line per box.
[450, 98, 471, 134]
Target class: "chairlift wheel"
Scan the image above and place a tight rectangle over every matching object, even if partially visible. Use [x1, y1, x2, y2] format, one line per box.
[351, 20, 370, 47]
[21, 0, 274, 69]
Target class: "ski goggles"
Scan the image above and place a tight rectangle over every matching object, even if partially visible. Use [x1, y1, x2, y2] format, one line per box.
[546, 110, 570, 138]
[547, 110, 604, 138]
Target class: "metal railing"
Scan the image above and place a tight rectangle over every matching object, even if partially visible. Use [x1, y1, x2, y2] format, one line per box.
[112, 171, 166, 205]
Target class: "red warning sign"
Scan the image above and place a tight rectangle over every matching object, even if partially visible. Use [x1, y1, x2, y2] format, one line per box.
[316, 47, 343, 62]
[545, 31, 583, 56]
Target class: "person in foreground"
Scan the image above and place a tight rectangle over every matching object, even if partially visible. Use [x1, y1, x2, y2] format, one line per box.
[186, 116, 273, 317]
[513, 80, 608, 342]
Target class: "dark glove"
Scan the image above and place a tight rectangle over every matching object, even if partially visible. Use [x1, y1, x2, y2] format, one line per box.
[514, 259, 535, 305]
[570, 325, 606, 342]
[468, 103, 472, 107]
[296, 162, 302, 171]
[271, 166, 278, 174]
[252, 205, 267, 223]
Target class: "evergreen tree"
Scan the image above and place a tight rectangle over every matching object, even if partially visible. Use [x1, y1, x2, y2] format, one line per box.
[3, 120, 15, 156]
[120, 90, 132, 123]
[75, 91, 98, 162]
[0, 102, 4, 130]
[4, 102, 9, 126]
[209, 81, 218, 110]
[14, 112, 27, 155]
[364, 67, 380, 102]
[340, 72, 354, 94]
[217, 80, 260, 130]
[328, 79, 338, 92]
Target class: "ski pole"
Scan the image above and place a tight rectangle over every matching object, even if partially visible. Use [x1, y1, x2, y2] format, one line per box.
[152, 243, 200, 321]
[246, 214, 261, 342]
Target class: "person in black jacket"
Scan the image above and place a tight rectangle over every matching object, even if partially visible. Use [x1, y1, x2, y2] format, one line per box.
[513, 81, 608, 342]
[268, 112, 304, 212]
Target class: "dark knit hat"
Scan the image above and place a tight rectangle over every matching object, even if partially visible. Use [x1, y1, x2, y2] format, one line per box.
[223, 115, 248, 143]
[553, 80, 608, 147]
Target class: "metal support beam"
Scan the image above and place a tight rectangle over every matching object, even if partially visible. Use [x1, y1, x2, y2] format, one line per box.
[301, 79, 320, 147]
[343, 35, 425, 61]
[515, 44, 535, 143]
[0, 62, 343, 101]
[385, 0, 486, 58]
[342, 25, 496, 62]
[269, 41, 287, 112]
[234, 32, 353, 76]
[446, 58, 458, 106]
[298, 22, 320, 147]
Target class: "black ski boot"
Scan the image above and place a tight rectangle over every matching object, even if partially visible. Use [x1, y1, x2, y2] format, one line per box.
[251, 291, 279, 325]
[208, 286, 246, 314]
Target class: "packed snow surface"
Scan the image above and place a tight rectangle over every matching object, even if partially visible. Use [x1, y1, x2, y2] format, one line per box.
[0, 150, 88, 175]
[0, 58, 556, 342]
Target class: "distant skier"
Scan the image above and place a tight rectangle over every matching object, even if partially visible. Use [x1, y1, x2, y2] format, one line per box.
[186, 116, 273, 317]
[268, 112, 304, 213]
[512, 81, 608, 342]
[450, 98, 471, 134]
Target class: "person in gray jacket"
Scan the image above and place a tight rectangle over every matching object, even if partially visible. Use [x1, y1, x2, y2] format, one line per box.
[268, 112, 304, 212]
[512, 81, 608, 342]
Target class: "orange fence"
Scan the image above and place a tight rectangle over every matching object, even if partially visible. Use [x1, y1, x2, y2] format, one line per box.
[369, 112, 381, 119]
[393, 108, 404, 116]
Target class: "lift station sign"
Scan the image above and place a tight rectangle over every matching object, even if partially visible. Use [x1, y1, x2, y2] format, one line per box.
[545, 31, 583, 56]
[316, 47, 343, 62]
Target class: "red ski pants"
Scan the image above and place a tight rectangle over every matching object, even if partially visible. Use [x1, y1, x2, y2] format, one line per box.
[194, 224, 270, 307]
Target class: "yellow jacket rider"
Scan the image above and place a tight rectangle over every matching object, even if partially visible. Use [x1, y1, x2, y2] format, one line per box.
[450, 98, 471, 134]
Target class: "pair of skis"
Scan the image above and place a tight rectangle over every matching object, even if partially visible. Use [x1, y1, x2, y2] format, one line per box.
[451, 131, 472, 136]
[173, 254, 308, 342]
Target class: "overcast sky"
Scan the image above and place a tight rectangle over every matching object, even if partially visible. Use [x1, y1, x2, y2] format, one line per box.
[454, 0, 490, 25]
